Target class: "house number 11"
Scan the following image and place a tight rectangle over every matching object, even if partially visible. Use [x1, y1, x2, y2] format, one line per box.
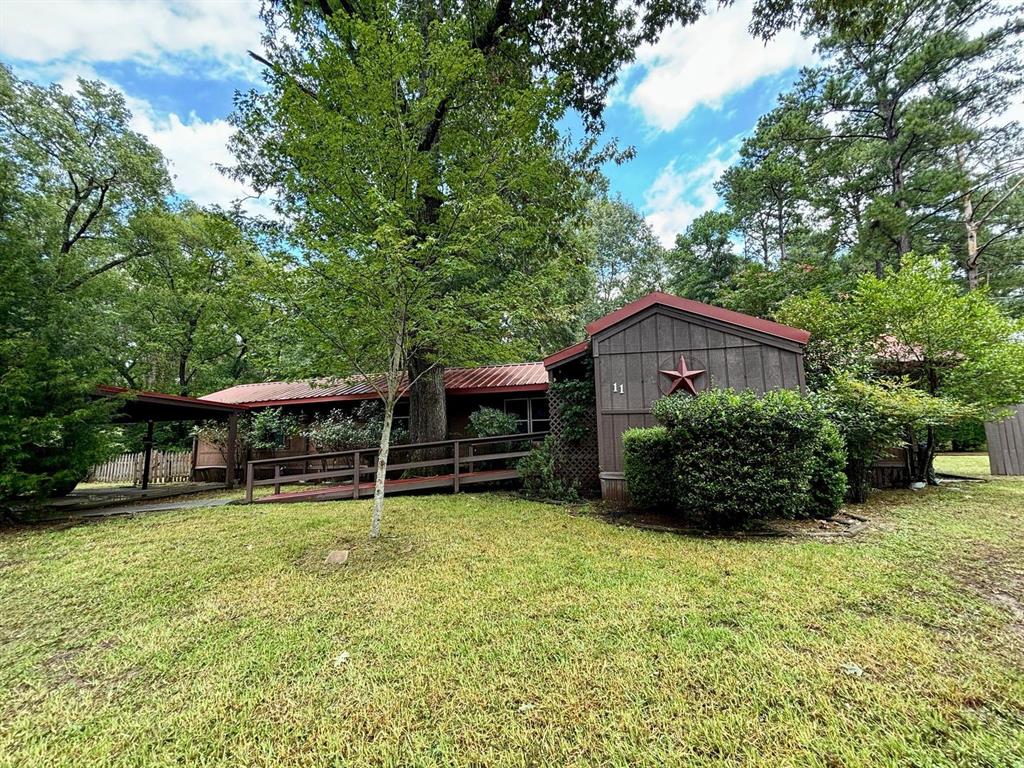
[612, 382, 625, 395]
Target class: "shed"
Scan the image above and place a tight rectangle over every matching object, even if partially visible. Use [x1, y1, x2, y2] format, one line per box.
[544, 292, 810, 501]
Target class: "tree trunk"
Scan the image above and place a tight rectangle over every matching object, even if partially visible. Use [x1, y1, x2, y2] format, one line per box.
[776, 198, 787, 263]
[369, 395, 396, 540]
[962, 190, 980, 290]
[906, 426, 927, 484]
[408, 350, 447, 444]
[370, 330, 407, 540]
[882, 101, 911, 259]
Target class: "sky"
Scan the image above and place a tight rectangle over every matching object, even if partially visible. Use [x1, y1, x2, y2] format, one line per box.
[0, 0, 818, 247]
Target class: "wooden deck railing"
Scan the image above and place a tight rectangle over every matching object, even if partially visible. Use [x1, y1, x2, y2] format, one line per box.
[243, 432, 548, 503]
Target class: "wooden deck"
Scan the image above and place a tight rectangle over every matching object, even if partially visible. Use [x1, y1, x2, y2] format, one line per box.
[255, 469, 520, 504]
[244, 433, 546, 504]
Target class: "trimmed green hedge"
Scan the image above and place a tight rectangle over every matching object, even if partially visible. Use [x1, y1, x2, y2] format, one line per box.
[622, 427, 673, 510]
[625, 389, 847, 525]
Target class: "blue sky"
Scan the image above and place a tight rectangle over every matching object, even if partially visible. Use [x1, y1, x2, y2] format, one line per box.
[0, 0, 817, 246]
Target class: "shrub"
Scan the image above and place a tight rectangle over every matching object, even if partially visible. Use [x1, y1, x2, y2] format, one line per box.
[247, 408, 300, 452]
[622, 427, 673, 510]
[810, 378, 906, 503]
[548, 363, 595, 444]
[631, 389, 847, 526]
[302, 401, 406, 453]
[518, 436, 579, 502]
[811, 376, 981, 499]
[467, 407, 518, 438]
[807, 420, 848, 517]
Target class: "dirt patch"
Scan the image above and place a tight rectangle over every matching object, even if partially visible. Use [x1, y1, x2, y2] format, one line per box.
[293, 535, 417, 573]
[955, 545, 1024, 647]
[606, 508, 872, 541]
[41, 638, 123, 691]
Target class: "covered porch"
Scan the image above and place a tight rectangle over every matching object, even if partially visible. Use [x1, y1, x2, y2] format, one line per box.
[96, 386, 247, 491]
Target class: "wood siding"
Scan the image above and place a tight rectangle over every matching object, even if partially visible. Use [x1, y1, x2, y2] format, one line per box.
[592, 306, 806, 477]
[986, 405, 1024, 475]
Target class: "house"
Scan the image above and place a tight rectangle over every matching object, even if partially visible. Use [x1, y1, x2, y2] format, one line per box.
[194, 292, 810, 500]
[193, 362, 552, 477]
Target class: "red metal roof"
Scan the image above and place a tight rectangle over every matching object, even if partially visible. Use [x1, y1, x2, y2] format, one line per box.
[585, 292, 811, 345]
[542, 340, 590, 369]
[97, 385, 248, 411]
[201, 362, 549, 406]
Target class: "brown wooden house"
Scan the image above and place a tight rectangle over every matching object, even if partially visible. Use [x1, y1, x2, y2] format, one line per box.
[192, 292, 811, 500]
[543, 292, 809, 500]
[193, 363, 552, 479]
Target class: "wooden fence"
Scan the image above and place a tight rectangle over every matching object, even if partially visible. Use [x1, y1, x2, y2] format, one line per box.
[87, 450, 193, 485]
[986, 404, 1024, 476]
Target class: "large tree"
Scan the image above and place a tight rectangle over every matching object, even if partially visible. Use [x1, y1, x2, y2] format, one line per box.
[774, 0, 1022, 274]
[672, 0, 1023, 313]
[233, 0, 704, 449]
[109, 205, 257, 398]
[581, 194, 667, 322]
[667, 210, 747, 304]
[0, 67, 171, 498]
[232, 2, 643, 535]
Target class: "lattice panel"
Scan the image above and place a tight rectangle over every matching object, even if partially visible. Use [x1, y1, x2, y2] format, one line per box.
[549, 389, 601, 496]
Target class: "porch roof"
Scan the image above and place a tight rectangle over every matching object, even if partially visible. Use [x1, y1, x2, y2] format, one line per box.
[97, 385, 247, 422]
[200, 362, 549, 407]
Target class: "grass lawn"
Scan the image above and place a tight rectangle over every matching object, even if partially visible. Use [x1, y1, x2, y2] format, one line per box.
[934, 452, 994, 478]
[2, 481, 1023, 767]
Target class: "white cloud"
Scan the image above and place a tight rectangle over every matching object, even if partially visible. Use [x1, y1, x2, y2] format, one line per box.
[643, 147, 738, 246]
[0, 0, 262, 80]
[626, 0, 817, 132]
[126, 96, 271, 216]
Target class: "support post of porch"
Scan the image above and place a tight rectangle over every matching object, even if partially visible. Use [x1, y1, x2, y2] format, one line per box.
[141, 420, 154, 490]
[225, 413, 238, 489]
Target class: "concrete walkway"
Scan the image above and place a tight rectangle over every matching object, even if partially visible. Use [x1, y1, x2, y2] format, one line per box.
[32, 496, 237, 522]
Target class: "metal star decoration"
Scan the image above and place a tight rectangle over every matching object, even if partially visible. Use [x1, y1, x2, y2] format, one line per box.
[659, 354, 706, 396]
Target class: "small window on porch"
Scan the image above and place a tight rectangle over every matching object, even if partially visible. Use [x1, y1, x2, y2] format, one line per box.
[393, 400, 410, 434]
[530, 397, 550, 434]
[504, 396, 549, 434]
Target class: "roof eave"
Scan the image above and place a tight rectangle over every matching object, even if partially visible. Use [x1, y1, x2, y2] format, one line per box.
[543, 340, 590, 370]
[585, 291, 810, 346]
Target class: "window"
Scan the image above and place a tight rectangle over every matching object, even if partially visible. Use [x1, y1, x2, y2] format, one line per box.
[393, 400, 410, 434]
[504, 396, 549, 434]
[530, 397, 550, 433]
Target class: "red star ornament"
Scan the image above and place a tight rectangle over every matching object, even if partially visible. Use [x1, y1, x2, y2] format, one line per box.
[659, 354, 706, 396]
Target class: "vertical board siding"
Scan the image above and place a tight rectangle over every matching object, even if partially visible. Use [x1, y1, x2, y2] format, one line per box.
[986, 405, 1024, 475]
[593, 306, 807, 488]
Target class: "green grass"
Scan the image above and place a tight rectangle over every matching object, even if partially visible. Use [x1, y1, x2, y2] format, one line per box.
[934, 452, 993, 478]
[2, 483, 1023, 767]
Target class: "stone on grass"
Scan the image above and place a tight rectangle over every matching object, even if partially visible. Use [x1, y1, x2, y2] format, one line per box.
[324, 549, 349, 565]
[840, 661, 864, 677]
